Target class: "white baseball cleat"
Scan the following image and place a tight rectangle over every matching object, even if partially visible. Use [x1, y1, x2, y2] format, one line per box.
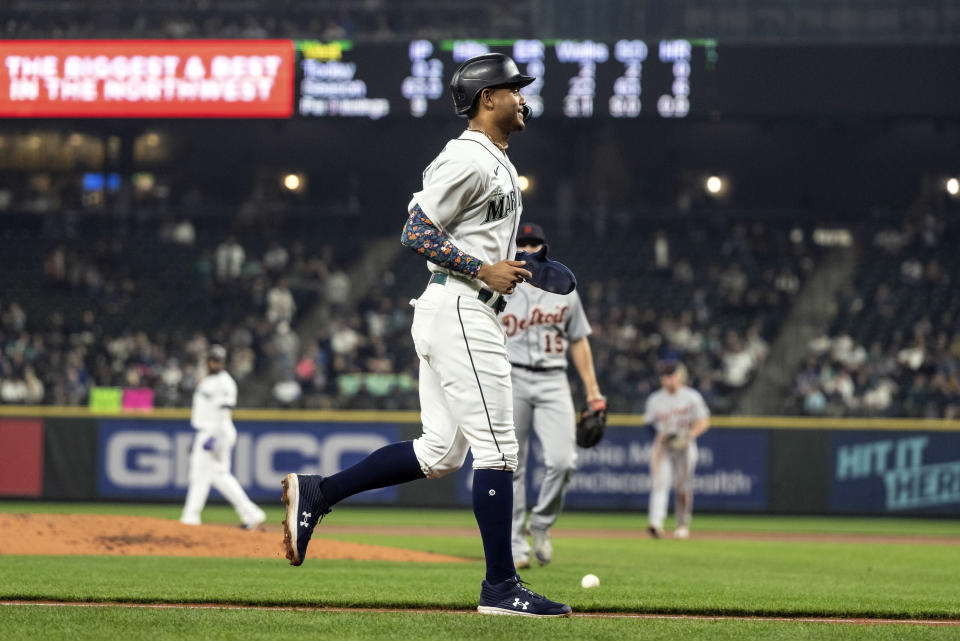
[673, 526, 690, 540]
[514, 553, 531, 570]
[531, 529, 552, 566]
[243, 507, 267, 530]
[647, 524, 664, 539]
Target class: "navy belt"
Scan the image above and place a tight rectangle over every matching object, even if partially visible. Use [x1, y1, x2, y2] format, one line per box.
[429, 272, 507, 314]
[510, 362, 566, 373]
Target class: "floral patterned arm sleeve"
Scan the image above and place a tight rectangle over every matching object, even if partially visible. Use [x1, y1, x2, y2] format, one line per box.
[400, 204, 483, 278]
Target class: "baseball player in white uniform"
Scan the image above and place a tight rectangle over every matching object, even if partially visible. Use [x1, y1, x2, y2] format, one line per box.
[645, 359, 710, 539]
[504, 222, 605, 568]
[180, 345, 266, 529]
[280, 53, 571, 617]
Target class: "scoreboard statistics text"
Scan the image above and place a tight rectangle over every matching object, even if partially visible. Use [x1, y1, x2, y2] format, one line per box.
[296, 38, 713, 120]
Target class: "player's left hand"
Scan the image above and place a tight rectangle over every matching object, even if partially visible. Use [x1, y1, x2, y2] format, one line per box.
[587, 396, 606, 413]
[576, 402, 607, 448]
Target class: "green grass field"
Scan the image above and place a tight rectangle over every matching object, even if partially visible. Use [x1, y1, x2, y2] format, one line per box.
[1, 502, 958, 640]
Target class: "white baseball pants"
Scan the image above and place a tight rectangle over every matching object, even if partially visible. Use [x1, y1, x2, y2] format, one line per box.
[648, 443, 699, 529]
[410, 280, 519, 477]
[181, 428, 264, 526]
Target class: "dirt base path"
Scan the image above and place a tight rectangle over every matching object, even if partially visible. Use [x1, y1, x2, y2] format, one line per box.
[0, 514, 465, 563]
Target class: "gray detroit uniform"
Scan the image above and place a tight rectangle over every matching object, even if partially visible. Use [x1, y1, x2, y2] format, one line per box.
[644, 386, 710, 529]
[502, 281, 591, 558]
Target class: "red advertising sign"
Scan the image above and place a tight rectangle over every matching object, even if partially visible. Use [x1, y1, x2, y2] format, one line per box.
[0, 419, 43, 496]
[0, 40, 295, 118]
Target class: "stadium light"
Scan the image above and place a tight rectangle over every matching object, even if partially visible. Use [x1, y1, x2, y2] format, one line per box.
[283, 173, 304, 192]
[705, 175, 724, 195]
[946, 177, 960, 196]
[518, 175, 531, 192]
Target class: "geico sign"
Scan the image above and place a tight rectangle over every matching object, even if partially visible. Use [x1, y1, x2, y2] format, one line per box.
[104, 430, 389, 490]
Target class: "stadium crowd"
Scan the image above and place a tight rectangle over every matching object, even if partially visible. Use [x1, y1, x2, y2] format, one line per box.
[286, 218, 811, 414]
[2, 1, 532, 41]
[790, 204, 960, 418]
[544, 220, 802, 414]
[0, 210, 802, 413]
[0, 212, 348, 407]
[4, 206, 959, 418]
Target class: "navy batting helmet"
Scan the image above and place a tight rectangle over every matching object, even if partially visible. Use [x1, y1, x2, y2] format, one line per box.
[450, 53, 535, 116]
[517, 222, 547, 245]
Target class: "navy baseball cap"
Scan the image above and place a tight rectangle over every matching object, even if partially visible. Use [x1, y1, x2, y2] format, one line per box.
[517, 222, 546, 244]
[657, 358, 680, 375]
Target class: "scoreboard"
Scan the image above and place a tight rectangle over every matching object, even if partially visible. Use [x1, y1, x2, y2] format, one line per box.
[296, 38, 714, 120]
[2, 39, 959, 119]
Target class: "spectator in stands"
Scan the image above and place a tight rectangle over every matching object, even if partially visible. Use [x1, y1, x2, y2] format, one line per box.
[272, 375, 302, 407]
[230, 345, 256, 383]
[325, 267, 351, 313]
[271, 320, 299, 378]
[263, 241, 289, 275]
[171, 218, 195, 246]
[266, 278, 296, 326]
[215, 235, 245, 281]
[4, 302, 26, 332]
[721, 331, 754, 389]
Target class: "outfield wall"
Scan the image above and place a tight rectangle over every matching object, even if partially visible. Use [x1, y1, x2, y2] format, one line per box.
[1, 408, 958, 516]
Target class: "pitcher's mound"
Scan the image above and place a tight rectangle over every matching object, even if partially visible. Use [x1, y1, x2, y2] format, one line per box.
[0, 514, 465, 563]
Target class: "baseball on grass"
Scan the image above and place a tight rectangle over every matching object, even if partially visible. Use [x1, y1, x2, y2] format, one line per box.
[581, 573, 600, 589]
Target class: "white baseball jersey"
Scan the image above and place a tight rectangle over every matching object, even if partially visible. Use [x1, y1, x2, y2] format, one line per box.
[644, 386, 710, 437]
[502, 283, 591, 369]
[407, 129, 525, 475]
[409, 129, 523, 274]
[182, 368, 263, 528]
[190, 370, 237, 433]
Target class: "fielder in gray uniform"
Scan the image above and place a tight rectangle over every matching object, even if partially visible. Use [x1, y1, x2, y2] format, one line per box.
[645, 359, 710, 539]
[503, 222, 605, 568]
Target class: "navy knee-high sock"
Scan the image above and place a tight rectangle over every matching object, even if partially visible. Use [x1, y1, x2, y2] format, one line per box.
[319, 441, 425, 506]
[473, 469, 517, 584]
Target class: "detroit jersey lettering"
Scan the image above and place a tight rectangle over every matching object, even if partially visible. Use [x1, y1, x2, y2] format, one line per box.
[409, 130, 523, 273]
[503, 282, 591, 369]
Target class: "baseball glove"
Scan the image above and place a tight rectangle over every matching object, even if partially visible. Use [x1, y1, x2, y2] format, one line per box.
[664, 434, 690, 451]
[576, 400, 607, 448]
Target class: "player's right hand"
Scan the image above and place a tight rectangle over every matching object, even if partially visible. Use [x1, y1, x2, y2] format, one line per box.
[478, 260, 532, 294]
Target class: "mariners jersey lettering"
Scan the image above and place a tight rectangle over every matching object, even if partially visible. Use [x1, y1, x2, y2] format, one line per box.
[409, 130, 522, 272]
[191, 370, 238, 432]
[502, 282, 591, 369]
[644, 386, 709, 436]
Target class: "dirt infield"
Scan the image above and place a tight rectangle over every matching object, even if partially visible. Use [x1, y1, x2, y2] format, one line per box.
[0, 514, 465, 563]
[3, 601, 959, 626]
